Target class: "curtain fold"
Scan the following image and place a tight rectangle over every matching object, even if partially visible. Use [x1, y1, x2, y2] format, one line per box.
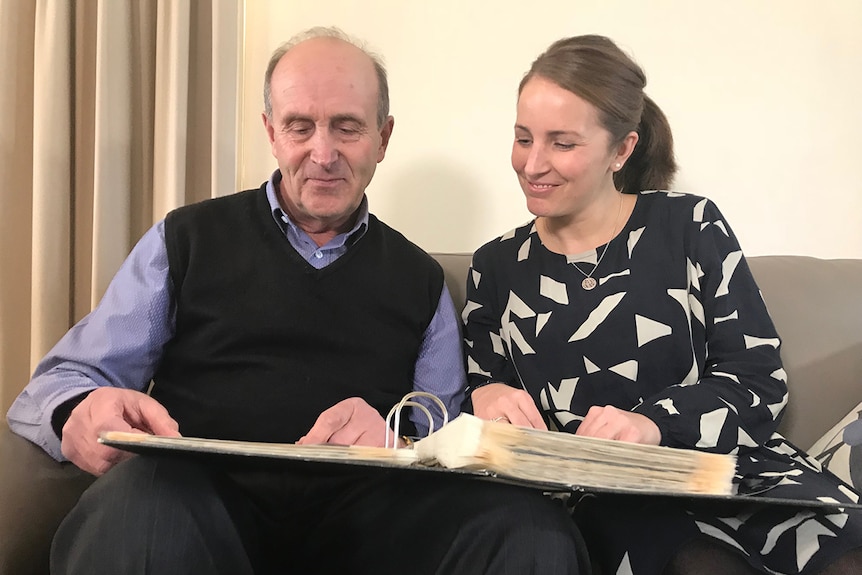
[0, 0, 243, 413]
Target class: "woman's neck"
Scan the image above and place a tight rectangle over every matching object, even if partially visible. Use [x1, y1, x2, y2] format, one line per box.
[537, 191, 635, 255]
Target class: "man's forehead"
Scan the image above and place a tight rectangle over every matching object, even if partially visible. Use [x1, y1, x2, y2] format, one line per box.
[270, 38, 378, 115]
[277, 37, 376, 83]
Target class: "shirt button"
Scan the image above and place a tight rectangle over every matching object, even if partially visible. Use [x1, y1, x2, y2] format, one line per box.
[314, 251, 323, 259]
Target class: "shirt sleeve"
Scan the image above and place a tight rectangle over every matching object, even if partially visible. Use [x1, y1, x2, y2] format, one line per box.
[635, 199, 787, 453]
[409, 283, 466, 437]
[5, 221, 176, 461]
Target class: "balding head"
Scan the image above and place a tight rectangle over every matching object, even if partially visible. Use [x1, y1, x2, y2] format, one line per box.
[263, 27, 390, 127]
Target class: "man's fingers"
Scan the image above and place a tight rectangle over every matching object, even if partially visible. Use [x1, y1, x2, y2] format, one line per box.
[127, 397, 181, 437]
[297, 402, 353, 444]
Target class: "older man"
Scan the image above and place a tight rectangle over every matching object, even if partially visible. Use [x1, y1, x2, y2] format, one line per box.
[8, 27, 586, 574]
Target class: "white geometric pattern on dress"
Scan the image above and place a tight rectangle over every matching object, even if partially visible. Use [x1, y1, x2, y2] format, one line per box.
[738, 427, 758, 447]
[568, 292, 625, 342]
[695, 521, 748, 553]
[744, 335, 780, 349]
[615, 551, 633, 575]
[500, 227, 517, 241]
[667, 288, 699, 386]
[540, 275, 568, 305]
[635, 315, 672, 347]
[555, 411, 582, 426]
[600, 269, 630, 285]
[490, 331, 505, 356]
[715, 310, 739, 324]
[471, 268, 481, 289]
[501, 292, 537, 355]
[627, 227, 645, 258]
[584, 356, 601, 374]
[796, 518, 839, 570]
[655, 398, 679, 415]
[548, 378, 579, 410]
[609, 360, 638, 381]
[825, 511, 849, 529]
[462, 300, 482, 322]
[693, 198, 708, 223]
[505, 324, 535, 356]
[518, 237, 531, 262]
[838, 485, 860, 502]
[567, 250, 598, 266]
[712, 371, 741, 384]
[467, 356, 491, 377]
[761, 511, 816, 555]
[688, 293, 705, 327]
[504, 291, 535, 320]
[767, 400, 785, 419]
[714, 220, 730, 237]
[771, 368, 787, 383]
[716, 515, 746, 531]
[687, 258, 701, 293]
[717, 250, 743, 297]
[536, 312, 552, 336]
[697, 407, 728, 448]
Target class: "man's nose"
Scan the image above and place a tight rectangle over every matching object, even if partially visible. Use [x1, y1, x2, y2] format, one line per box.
[309, 129, 338, 168]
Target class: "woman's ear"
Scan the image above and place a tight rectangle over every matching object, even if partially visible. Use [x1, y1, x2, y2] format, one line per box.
[614, 130, 639, 169]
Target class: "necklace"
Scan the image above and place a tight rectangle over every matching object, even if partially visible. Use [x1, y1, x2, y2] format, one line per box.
[569, 193, 623, 291]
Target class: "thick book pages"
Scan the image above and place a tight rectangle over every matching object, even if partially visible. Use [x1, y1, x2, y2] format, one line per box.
[412, 413, 736, 497]
[99, 414, 862, 509]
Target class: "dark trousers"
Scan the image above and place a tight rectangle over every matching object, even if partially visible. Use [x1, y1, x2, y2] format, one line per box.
[51, 456, 587, 574]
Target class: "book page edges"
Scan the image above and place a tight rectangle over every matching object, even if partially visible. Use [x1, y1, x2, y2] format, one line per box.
[99, 431, 420, 465]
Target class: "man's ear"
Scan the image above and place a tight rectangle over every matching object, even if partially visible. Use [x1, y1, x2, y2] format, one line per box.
[262, 112, 276, 150]
[377, 116, 395, 163]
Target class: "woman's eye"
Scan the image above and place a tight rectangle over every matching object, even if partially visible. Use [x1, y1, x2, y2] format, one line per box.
[515, 138, 532, 146]
[554, 142, 576, 150]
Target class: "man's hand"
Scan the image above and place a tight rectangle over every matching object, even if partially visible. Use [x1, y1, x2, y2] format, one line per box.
[297, 397, 391, 447]
[61, 387, 180, 476]
[576, 405, 661, 445]
[470, 383, 547, 430]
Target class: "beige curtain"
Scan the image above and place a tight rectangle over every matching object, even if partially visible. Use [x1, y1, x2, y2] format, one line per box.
[0, 0, 243, 413]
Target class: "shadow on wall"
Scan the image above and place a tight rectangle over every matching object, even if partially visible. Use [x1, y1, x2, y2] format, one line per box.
[377, 157, 489, 254]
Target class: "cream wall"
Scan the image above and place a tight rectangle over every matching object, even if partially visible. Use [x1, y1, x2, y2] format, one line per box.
[239, 0, 862, 258]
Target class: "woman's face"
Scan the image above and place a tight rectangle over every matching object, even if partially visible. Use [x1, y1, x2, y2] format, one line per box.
[511, 76, 620, 219]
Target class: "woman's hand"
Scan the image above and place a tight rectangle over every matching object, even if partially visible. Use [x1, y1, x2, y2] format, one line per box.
[470, 383, 547, 430]
[576, 405, 661, 445]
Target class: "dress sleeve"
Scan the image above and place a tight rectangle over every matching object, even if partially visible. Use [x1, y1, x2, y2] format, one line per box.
[635, 199, 787, 453]
[462, 245, 520, 397]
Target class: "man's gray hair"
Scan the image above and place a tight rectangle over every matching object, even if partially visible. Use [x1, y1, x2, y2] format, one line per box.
[263, 26, 390, 127]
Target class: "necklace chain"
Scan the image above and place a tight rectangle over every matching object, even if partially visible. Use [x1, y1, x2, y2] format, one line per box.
[570, 193, 623, 291]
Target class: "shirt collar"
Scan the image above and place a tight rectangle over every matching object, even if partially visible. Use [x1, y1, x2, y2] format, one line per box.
[265, 169, 369, 246]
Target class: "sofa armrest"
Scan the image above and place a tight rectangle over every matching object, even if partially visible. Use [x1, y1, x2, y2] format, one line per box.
[0, 419, 94, 575]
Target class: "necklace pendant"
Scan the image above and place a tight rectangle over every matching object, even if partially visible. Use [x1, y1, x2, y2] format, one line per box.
[581, 277, 597, 290]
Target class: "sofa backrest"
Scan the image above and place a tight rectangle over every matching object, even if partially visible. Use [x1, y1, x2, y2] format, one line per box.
[432, 253, 862, 450]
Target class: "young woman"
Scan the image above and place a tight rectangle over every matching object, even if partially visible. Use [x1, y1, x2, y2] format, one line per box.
[463, 35, 862, 575]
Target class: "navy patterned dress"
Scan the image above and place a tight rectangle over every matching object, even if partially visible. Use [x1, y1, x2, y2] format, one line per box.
[463, 191, 862, 574]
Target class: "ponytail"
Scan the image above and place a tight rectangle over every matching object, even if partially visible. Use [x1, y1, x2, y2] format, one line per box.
[614, 95, 677, 193]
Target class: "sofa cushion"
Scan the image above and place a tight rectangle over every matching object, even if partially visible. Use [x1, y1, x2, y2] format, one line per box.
[809, 402, 862, 490]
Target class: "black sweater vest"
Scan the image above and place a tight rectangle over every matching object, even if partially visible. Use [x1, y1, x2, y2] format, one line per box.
[151, 185, 443, 442]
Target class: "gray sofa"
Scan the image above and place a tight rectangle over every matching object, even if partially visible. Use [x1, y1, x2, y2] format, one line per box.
[2, 253, 862, 575]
